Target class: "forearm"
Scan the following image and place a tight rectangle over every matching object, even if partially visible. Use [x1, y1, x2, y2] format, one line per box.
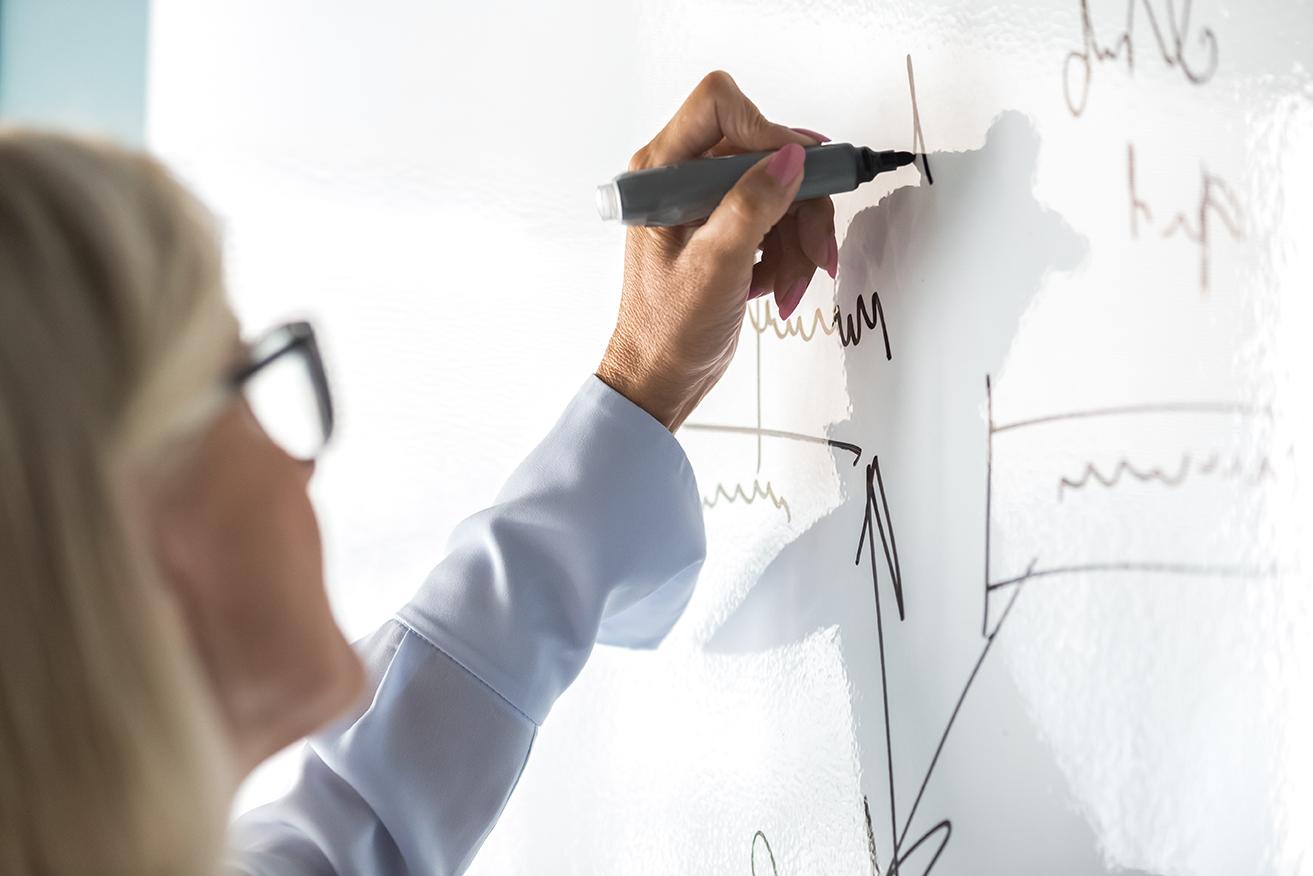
[229, 375, 706, 874]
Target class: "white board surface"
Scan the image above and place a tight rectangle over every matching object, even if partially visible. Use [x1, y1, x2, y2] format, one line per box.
[149, 1, 1313, 872]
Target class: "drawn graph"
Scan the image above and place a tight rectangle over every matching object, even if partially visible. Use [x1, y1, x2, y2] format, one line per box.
[981, 376, 1277, 636]
[715, 376, 1276, 873]
[687, 42, 1274, 875]
[688, 289, 886, 513]
[711, 365, 1278, 874]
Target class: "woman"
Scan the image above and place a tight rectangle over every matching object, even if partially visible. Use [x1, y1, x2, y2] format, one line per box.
[0, 71, 837, 874]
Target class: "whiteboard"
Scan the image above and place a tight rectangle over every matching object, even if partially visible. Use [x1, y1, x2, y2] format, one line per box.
[148, 1, 1313, 872]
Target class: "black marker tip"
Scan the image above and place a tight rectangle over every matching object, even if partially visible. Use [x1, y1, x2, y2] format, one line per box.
[857, 147, 919, 184]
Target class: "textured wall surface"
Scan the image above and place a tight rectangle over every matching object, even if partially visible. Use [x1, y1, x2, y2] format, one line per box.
[149, 1, 1312, 871]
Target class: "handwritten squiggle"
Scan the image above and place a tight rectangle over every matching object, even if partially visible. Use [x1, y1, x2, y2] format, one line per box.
[1057, 451, 1274, 500]
[1128, 142, 1244, 295]
[749, 300, 834, 342]
[747, 292, 892, 360]
[703, 479, 792, 522]
[1063, 0, 1219, 117]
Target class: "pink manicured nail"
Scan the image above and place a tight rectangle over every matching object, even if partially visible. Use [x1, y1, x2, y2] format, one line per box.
[790, 126, 831, 143]
[767, 143, 806, 185]
[779, 277, 809, 320]
[825, 236, 839, 279]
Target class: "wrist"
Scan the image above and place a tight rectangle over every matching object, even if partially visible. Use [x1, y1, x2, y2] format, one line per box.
[596, 336, 681, 432]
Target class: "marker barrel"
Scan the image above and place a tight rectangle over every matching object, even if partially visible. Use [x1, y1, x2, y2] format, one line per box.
[598, 143, 868, 227]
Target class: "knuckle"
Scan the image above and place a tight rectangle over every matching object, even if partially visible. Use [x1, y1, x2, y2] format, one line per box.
[722, 190, 766, 238]
[628, 144, 651, 172]
[723, 197, 755, 232]
[700, 70, 737, 99]
[742, 100, 768, 131]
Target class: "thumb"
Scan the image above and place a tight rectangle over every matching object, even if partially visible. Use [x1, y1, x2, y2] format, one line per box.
[690, 143, 806, 266]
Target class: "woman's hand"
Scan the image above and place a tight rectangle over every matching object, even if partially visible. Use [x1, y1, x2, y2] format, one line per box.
[596, 71, 837, 432]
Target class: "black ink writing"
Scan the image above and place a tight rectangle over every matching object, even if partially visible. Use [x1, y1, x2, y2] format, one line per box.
[750, 830, 779, 876]
[907, 54, 934, 185]
[864, 796, 880, 874]
[682, 423, 863, 466]
[986, 378, 1278, 600]
[1128, 143, 1243, 295]
[992, 398, 1267, 435]
[1064, 0, 1219, 117]
[751, 797, 882, 874]
[1057, 450, 1274, 500]
[896, 378, 1275, 873]
[837, 293, 893, 359]
[886, 562, 1033, 876]
[854, 413, 1033, 875]
[747, 292, 893, 359]
[987, 560, 1278, 591]
[857, 457, 905, 620]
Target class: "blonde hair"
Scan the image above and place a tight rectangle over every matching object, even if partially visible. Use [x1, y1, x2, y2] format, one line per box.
[0, 131, 238, 874]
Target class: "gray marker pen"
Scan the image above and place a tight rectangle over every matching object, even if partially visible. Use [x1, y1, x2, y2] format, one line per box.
[595, 144, 915, 227]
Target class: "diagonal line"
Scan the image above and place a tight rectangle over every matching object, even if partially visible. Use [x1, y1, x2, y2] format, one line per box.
[987, 560, 1278, 591]
[894, 561, 1034, 861]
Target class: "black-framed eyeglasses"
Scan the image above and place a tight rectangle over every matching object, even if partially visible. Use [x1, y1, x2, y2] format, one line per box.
[228, 320, 335, 461]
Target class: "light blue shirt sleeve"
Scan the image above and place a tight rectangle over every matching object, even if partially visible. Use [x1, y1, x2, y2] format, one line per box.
[227, 376, 706, 875]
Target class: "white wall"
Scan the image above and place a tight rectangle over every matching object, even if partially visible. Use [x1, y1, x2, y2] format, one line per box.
[148, 1, 1313, 872]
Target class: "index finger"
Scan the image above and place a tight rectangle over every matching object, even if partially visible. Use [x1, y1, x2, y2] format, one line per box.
[630, 70, 819, 170]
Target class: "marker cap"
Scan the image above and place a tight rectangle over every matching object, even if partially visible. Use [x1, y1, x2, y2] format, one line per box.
[595, 181, 621, 222]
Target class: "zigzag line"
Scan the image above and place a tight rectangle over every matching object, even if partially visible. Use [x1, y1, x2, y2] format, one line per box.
[747, 291, 892, 359]
[1058, 452, 1274, 500]
[702, 479, 792, 522]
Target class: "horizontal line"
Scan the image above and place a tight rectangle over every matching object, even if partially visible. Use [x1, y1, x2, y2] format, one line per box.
[987, 561, 1278, 590]
[992, 402, 1267, 434]
[681, 422, 862, 464]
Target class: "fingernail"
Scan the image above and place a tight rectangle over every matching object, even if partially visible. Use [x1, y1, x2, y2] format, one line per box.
[790, 127, 831, 143]
[779, 277, 809, 320]
[825, 235, 839, 279]
[767, 143, 806, 185]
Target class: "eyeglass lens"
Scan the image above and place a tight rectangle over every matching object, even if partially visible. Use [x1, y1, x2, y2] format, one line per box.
[242, 344, 328, 461]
